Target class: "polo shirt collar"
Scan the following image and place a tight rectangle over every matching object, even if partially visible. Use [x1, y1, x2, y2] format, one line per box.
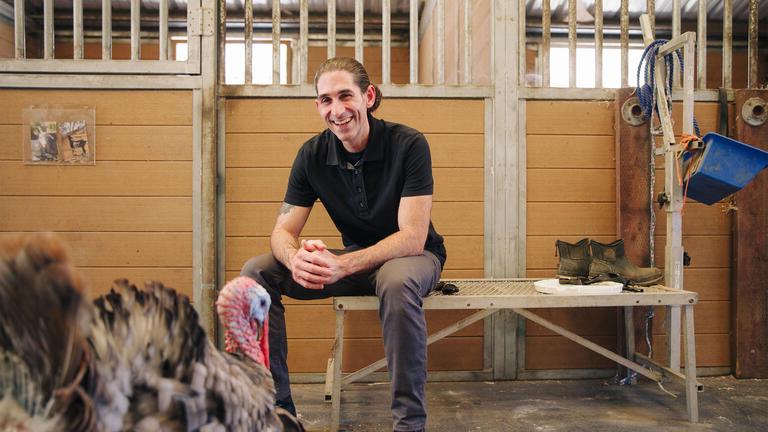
[325, 113, 384, 166]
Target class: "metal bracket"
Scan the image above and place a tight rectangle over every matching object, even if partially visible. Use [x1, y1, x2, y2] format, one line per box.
[621, 97, 646, 126]
[188, 6, 215, 37]
[741, 97, 767, 127]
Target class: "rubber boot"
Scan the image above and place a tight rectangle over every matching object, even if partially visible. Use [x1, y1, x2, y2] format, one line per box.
[588, 239, 663, 286]
[556, 238, 591, 283]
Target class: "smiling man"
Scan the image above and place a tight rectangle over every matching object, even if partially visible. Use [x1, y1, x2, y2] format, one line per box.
[240, 57, 446, 432]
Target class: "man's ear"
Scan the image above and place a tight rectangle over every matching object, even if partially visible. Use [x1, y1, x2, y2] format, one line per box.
[365, 85, 376, 109]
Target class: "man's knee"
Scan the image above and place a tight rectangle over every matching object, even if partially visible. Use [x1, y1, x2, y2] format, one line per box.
[241, 253, 279, 279]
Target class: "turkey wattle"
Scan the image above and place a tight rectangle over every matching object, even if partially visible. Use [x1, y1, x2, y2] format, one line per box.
[0, 233, 301, 431]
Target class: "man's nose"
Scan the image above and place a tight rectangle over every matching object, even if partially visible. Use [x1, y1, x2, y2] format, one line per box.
[330, 100, 345, 117]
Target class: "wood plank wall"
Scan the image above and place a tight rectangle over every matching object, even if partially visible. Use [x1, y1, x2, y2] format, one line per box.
[307, 46, 410, 85]
[224, 98, 485, 373]
[525, 100, 732, 370]
[0, 89, 194, 299]
[0, 18, 12, 58]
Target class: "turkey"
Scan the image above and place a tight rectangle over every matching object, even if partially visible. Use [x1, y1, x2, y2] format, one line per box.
[0, 233, 303, 431]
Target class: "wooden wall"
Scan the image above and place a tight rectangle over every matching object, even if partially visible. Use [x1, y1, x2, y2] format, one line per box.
[224, 98, 485, 373]
[418, 0, 491, 85]
[0, 18, 12, 58]
[524, 100, 731, 370]
[0, 89, 194, 299]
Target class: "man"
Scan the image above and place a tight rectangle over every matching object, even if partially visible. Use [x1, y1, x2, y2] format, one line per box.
[241, 57, 446, 432]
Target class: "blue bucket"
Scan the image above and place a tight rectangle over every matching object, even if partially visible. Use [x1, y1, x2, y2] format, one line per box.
[683, 132, 768, 205]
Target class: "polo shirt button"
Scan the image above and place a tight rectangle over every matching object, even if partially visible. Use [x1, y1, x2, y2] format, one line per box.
[353, 170, 359, 175]
[359, 202, 364, 207]
[356, 187, 362, 192]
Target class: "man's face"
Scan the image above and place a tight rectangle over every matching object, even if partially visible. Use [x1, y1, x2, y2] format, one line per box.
[315, 70, 375, 148]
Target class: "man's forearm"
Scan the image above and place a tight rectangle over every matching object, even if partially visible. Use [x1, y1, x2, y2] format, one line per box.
[271, 229, 300, 271]
[341, 228, 424, 275]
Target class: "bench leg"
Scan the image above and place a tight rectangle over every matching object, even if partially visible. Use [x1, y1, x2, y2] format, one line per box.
[331, 309, 345, 431]
[683, 304, 699, 422]
[324, 358, 334, 402]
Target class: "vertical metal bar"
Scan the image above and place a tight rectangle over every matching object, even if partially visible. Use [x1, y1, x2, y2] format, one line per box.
[723, 0, 732, 88]
[159, 0, 169, 60]
[436, 0, 444, 85]
[328, 0, 336, 59]
[747, 0, 758, 88]
[131, 0, 141, 60]
[272, 0, 281, 85]
[44, 0, 54, 59]
[102, 0, 111, 60]
[518, 0, 526, 86]
[14, 0, 25, 59]
[568, 0, 576, 87]
[218, 0, 227, 84]
[672, 0, 681, 87]
[300, 0, 308, 84]
[464, 0, 472, 84]
[355, 0, 363, 63]
[647, 0, 655, 36]
[409, 0, 418, 84]
[683, 305, 700, 422]
[245, 0, 253, 84]
[330, 309, 345, 431]
[594, 0, 603, 88]
[74, 0, 83, 59]
[620, 0, 628, 87]
[542, 0, 550, 87]
[697, 0, 707, 89]
[383, 0, 391, 84]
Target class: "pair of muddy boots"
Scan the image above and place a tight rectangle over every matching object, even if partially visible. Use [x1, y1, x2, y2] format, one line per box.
[555, 238, 663, 287]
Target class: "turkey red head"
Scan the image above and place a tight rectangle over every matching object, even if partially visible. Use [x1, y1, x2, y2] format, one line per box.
[216, 276, 271, 369]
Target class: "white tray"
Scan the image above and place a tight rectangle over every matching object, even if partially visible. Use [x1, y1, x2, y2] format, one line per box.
[534, 278, 623, 295]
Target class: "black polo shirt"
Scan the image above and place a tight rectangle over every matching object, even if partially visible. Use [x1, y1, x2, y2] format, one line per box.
[284, 114, 447, 268]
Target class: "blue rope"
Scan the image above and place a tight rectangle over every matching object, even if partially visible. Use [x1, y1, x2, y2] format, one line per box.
[636, 40, 700, 136]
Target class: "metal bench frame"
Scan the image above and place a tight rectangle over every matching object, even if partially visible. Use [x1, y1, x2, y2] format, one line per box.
[325, 279, 700, 431]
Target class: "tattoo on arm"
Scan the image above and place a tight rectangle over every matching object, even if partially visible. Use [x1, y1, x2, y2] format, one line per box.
[279, 203, 295, 215]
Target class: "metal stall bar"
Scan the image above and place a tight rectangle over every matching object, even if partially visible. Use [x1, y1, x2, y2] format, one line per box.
[697, 0, 707, 88]
[355, 0, 363, 63]
[383, 0, 391, 84]
[299, 0, 308, 84]
[594, 0, 603, 88]
[245, 0, 253, 84]
[131, 0, 140, 60]
[159, 0, 168, 60]
[218, 0, 226, 83]
[672, 0, 681, 87]
[464, 0, 471, 84]
[14, 0, 24, 59]
[409, 0, 417, 83]
[620, 0, 628, 87]
[568, 0, 576, 87]
[647, 0, 655, 35]
[328, 0, 336, 59]
[436, 0, 444, 85]
[747, 0, 758, 88]
[44, 0, 54, 59]
[272, 0, 280, 84]
[102, 0, 111, 59]
[723, 0, 732, 88]
[74, 0, 84, 59]
[542, 0, 550, 87]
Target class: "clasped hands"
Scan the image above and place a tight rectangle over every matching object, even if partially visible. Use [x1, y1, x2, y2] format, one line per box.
[289, 239, 346, 289]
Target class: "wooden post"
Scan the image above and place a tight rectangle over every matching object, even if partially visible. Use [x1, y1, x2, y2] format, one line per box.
[614, 88, 653, 369]
[732, 89, 768, 378]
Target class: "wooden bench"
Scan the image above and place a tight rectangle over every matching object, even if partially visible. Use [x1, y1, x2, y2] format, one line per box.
[324, 279, 700, 431]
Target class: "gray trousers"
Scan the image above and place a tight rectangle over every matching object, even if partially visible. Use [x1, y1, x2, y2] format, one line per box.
[240, 249, 442, 431]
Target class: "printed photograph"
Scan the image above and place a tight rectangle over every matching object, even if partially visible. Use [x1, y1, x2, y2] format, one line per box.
[30, 121, 59, 162]
[58, 120, 91, 163]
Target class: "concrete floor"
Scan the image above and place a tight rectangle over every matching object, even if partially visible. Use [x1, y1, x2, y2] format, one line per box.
[291, 376, 768, 431]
